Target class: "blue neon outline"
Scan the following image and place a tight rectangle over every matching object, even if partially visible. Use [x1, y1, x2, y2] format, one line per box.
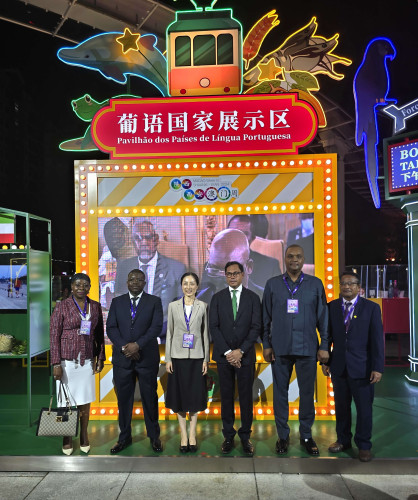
[353, 37, 397, 208]
[57, 31, 168, 96]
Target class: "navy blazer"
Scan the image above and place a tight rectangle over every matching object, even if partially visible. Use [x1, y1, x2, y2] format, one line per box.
[209, 286, 262, 364]
[106, 292, 163, 368]
[328, 297, 384, 378]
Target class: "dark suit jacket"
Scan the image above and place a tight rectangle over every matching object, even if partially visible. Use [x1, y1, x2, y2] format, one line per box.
[250, 249, 281, 289]
[287, 228, 314, 264]
[209, 287, 262, 364]
[106, 292, 163, 368]
[114, 252, 186, 309]
[328, 297, 384, 379]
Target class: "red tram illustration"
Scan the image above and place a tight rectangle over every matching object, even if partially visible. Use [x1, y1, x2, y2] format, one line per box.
[167, 9, 242, 96]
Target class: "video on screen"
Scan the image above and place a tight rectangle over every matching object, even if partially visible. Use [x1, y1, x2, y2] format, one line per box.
[0, 254, 27, 310]
[98, 213, 314, 342]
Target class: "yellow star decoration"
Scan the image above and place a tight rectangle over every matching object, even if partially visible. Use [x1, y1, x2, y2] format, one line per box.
[257, 58, 283, 81]
[116, 28, 140, 54]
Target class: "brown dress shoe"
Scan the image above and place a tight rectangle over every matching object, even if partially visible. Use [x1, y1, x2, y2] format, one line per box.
[358, 449, 372, 462]
[328, 441, 352, 453]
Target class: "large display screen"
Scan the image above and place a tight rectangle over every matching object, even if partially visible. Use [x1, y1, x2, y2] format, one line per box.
[98, 213, 315, 341]
[0, 253, 27, 310]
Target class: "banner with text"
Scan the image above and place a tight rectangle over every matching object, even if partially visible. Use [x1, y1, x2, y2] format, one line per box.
[92, 94, 318, 159]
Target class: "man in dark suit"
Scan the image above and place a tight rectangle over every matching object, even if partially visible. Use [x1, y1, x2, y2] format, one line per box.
[209, 260, 262, 456]
[322, 271, 384, 462]
[107, 269, 164, 454]
[114, 220, 185, 340]
[262, 244, 329, 456]
[198, 228, 264, 303]
[227, 214, 281, 287]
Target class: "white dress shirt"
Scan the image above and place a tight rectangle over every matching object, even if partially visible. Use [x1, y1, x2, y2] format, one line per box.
[137, 252, 158, 294]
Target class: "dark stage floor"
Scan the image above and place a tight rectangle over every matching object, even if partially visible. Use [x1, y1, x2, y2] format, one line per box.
[0, 368, 417, 473]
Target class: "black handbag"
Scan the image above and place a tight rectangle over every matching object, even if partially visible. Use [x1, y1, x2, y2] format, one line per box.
[36, 382, 79, 437]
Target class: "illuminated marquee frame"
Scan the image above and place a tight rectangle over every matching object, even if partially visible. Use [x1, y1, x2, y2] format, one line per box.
[75, 154, 338, 420]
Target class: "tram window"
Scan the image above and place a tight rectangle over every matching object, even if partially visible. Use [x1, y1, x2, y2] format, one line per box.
[193, 35, 216, 66]
[217, 34, 234, 65]
[175, 36, 191, 67]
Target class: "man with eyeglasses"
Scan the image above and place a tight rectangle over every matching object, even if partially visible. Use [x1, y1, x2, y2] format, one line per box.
[322, 271, 384, 462]
[209, 260, 262, 456]
[114, 219, 186, 341]
[198, 228, 263, 302]
[227, 214, 281, 288]
[107, 269, 164, 454]
[262, 244, 329, 456]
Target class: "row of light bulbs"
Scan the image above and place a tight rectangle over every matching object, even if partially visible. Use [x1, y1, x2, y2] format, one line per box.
[79, 159, 333, 173]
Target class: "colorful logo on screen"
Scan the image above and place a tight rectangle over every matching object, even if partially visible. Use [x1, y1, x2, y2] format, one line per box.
[169, 176, 239, 203]
[170, 178, 182, 191]
[183, 189, 195, 201]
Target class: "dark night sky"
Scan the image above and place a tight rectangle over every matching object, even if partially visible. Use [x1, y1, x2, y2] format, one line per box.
[1, 0, 417, 267]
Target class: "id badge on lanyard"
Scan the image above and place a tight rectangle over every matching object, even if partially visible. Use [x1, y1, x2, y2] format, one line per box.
[79, 320, 91, 335]
[183, 298, 194, 349]
[283, 274, 304, 314]
[73, 296, 91, 335]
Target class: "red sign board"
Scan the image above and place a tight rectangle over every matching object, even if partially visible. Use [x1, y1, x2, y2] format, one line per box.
[92, 94, 318, 159]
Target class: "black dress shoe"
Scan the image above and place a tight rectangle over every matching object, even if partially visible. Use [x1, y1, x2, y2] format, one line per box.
[241, 439, 254, 456]
[358, 449, 372, 462]
[110, 437, 132, 454]
[180, 440, 189, 453]
[221, 438, 234, 454]
[275, 437, 289, 454]
[188, 440, 197, 453]
[300, 437, 319, 456]
[150, 438, 163, 452]
[328, 441, 352, 453]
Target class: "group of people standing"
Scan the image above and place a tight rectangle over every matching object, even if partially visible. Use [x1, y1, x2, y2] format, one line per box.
[50, 243, 384, 462]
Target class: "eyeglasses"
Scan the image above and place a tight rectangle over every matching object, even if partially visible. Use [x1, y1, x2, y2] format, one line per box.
[205, 264, 225, 278]
[133, 234, 156, 242]
[340, 281, 360, 287]
[226, 271, 242, 278]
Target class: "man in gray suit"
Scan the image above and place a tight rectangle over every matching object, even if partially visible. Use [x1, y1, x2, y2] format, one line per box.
[262, 244, 329, 456]
[115, 220, 186, 340]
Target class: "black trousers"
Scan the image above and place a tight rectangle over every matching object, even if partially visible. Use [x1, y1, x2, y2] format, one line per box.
[217, 362, 255, 441]
[331, 369, 374, 450]
[272, 355, 317, 440]
[113, 361, 160, 442]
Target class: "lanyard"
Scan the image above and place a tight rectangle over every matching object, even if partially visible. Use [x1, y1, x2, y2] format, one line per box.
[341, 296, 359, 325]
[72, 296, 88, 319]
[283, 273, 304, 297]
[130, 296, 139, 320]
[183, 297, 194, 332]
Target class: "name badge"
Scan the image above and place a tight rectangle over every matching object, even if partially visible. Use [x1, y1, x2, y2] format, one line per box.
[79, 320, 92, 335]
[287, 299, 299, 314]
[183, 333, 194, 348]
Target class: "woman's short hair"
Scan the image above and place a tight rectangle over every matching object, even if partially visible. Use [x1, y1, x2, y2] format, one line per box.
[181, 272, 199, 286]
[71, 272, 91, 284]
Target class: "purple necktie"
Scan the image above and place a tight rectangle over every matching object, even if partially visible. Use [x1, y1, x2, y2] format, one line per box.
[344, 302, 352, 332]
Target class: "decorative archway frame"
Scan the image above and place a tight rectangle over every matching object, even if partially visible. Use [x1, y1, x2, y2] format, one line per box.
[75, 153, 338, 420]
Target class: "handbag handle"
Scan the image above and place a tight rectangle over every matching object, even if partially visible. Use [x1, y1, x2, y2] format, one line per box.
[50, 381, 73, 415]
